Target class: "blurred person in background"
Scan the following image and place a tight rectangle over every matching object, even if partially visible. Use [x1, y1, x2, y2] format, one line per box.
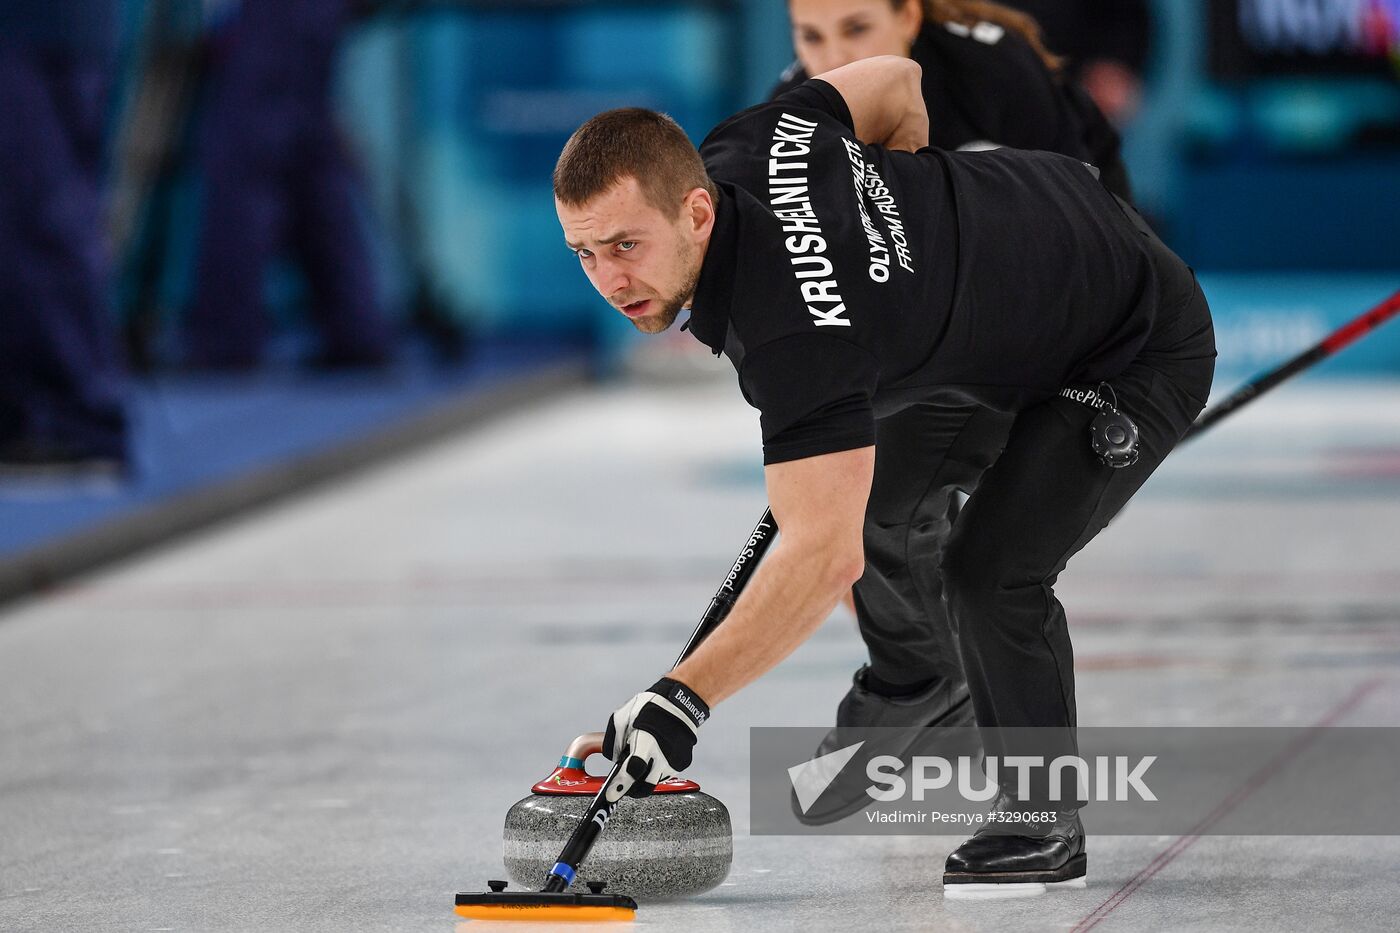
[774, 0, 1131, 199]
[766, 0, 1134, 792]
[184, 0, 394, 371]
[1004, 0, 1152, 126]
[0, 0, 129, 474]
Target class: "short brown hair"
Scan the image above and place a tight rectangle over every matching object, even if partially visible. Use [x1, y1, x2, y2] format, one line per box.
[554, 108, 717, 215]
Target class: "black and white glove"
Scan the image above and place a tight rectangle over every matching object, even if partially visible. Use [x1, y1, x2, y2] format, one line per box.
[602, 677, 710, 798]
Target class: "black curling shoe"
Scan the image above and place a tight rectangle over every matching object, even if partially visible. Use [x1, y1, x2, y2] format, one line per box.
[942, 808, 1087, 899]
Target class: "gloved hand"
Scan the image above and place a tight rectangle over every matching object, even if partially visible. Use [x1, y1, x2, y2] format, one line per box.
[602, 676, 710, 798]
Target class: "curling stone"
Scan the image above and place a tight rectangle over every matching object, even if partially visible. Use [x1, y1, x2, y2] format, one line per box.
[502, 732, 731, 899]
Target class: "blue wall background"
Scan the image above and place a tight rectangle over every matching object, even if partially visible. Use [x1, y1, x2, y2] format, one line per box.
[340, 7, 741, 341]
[122, 0, 1400, 376]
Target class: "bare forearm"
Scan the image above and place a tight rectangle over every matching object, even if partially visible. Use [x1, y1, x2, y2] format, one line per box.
[669, 538, 857, 704]
[814, 56, 929, 153]
[673, 446, 874, 707]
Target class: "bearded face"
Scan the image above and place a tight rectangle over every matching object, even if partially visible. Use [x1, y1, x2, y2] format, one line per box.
[557, 176, 713, 335]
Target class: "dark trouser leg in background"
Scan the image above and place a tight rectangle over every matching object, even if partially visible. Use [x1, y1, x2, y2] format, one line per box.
[184, 15, 288, 370]
[290, 118, 392, 366]
[186, 0, 390, 369]
[0, 42, 127, 461]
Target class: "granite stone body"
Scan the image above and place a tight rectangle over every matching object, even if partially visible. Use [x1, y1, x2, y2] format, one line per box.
[502, 791, 732, 899]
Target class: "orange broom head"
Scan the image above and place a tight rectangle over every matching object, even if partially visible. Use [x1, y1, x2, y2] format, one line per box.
[454, 890, 637, 922]
[454, 903, 636, 921]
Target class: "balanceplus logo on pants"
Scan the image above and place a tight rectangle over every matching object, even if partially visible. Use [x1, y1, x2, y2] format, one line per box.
[753, 726, 1400, 836]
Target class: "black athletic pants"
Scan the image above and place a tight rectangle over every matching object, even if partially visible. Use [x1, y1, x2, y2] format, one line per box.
[853, 402, 1012, 686]
[854, 233, 1216, 789]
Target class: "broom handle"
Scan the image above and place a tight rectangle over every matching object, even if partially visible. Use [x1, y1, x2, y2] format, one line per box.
[1184, 289, 1400, 441]
[673, 509, 778, 667]
[542, 508, 779, 892]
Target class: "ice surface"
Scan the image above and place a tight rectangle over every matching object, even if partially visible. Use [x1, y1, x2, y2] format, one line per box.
[2, 380, 1398, 931]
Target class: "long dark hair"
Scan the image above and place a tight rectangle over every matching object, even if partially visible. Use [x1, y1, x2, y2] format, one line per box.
[847, 0, 1064, 73]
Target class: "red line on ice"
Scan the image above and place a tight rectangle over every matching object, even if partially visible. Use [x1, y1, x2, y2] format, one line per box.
[1069, 675, 1386, 932]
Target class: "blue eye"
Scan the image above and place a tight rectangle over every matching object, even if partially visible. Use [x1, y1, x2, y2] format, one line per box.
[576, 248, 593, 260]
[617, 241, 636, 252]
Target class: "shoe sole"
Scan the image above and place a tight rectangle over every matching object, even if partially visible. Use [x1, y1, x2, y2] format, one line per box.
[791, 693, 977, 826]
[943, 854, 1087, 900]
